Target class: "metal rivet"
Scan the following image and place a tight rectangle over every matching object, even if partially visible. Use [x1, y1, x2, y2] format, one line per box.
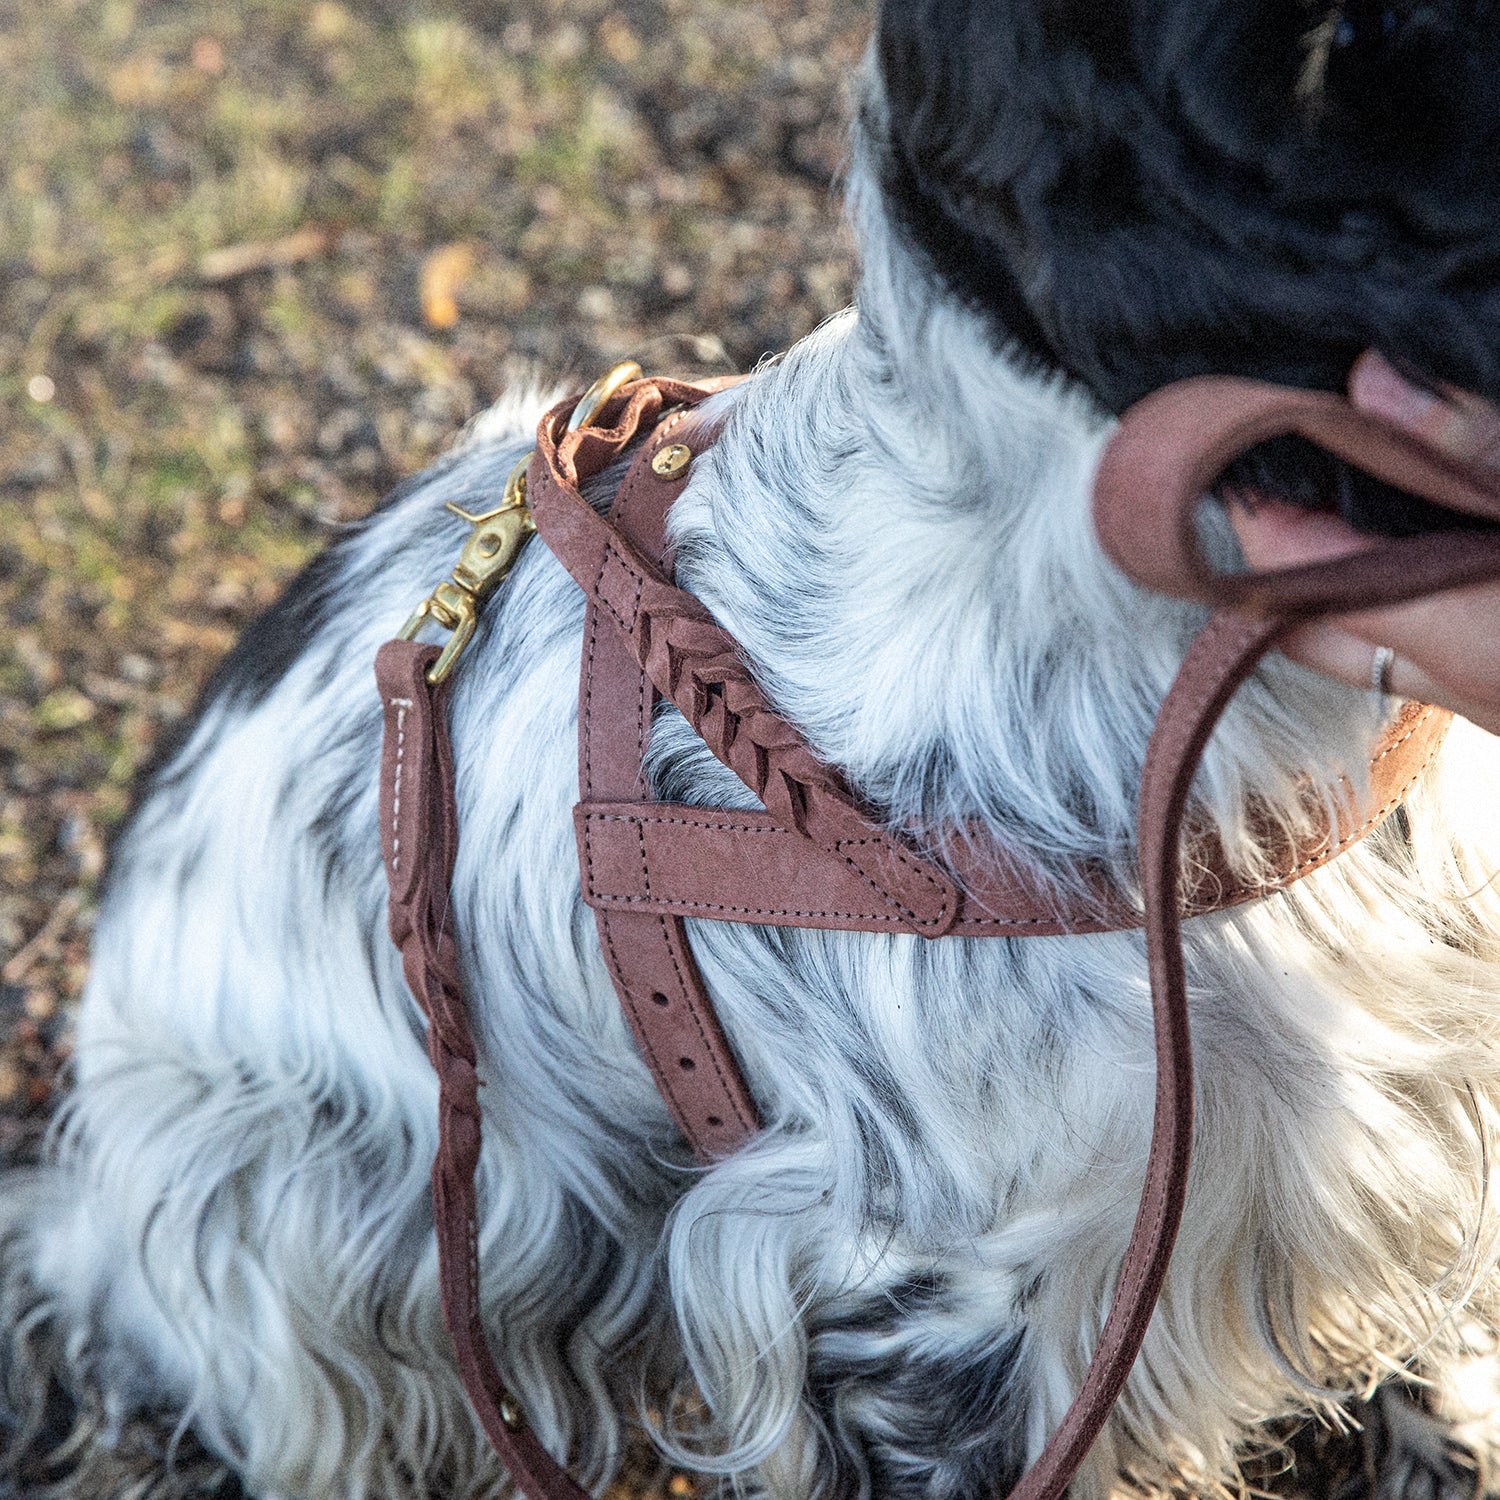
[499, 1395, 526, 1431]
[651, 443, 693, 480]
[475, 532, 502, 558]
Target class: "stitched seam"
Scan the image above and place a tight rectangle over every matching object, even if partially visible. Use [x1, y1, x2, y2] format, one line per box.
[389, 697, 414, 874]
[654, 915, 755, 1135]
[833, 837, 953, 932]
[588, 812, 785, 834]
[636, 603, 649, 785]
[599, 544, 645, 638]
[593, 892, 901, 921]
[1243, 731, 1444, 897]
[1368, 705, 1435, 767]
[583, 603, 599, 798]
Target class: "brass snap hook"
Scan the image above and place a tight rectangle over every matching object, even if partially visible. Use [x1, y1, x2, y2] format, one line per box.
[397, 361, 651, 685]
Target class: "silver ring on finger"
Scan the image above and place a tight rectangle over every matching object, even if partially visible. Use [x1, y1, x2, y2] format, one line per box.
[1371, 645, 1396, 700]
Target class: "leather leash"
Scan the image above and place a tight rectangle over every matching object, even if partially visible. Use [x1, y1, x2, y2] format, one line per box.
[376, 369, 1493, 1500]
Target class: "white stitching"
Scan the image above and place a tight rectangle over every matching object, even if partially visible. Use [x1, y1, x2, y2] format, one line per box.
[389, 697, 414, 873]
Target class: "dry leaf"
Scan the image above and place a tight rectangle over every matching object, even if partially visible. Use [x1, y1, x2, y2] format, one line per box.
[420, 242, 475, 329]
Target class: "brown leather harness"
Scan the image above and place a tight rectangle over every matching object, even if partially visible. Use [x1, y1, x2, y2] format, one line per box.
[376, 369, 1500, 1500]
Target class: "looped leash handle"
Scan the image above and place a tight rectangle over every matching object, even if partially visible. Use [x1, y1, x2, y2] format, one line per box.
[1094, 376, 1500, 617]
[1037, 376, 1500, 1500]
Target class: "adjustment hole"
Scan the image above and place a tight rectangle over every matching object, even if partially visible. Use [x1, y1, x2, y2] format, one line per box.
[705, 1114, 723, 1128]
[651, 992, 670, 1008]
[678, 1056, 696, 1072]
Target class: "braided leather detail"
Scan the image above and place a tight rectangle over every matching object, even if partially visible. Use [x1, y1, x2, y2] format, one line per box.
[530, 385, 960, 934]
[377, 640, 591, 1500]
[639, 609, 844, 830]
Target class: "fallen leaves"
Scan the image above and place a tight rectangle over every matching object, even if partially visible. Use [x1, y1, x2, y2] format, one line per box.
[419, 240, 476, 329]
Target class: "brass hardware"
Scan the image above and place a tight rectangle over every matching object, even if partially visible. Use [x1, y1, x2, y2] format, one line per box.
[446, 455, 529, 527]
[399, 364, 650, 686]
[567, 361, 643, 433]
[499, 1394, 526, 1431]
[651, 443, 693, 480]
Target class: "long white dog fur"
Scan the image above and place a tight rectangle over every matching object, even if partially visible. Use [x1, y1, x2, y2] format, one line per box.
[6, 71, 1500, 1500]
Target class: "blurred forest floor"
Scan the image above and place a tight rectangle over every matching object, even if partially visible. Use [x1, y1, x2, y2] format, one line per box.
[0, 1, 863, 1490]
[0, 0, 866, 1159]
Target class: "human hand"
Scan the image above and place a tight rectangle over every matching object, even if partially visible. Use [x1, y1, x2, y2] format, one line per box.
[1226, 351, 1500, 735]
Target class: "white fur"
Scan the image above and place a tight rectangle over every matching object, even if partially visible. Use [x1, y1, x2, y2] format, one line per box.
[6, 83, 1500, 1500]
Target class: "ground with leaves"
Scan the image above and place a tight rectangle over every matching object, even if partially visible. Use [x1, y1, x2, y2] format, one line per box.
[0, 0, 867, 1165]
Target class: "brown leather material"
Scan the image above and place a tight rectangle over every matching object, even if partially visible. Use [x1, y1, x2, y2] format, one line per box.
[378, 370, 1483, 1500]
[1094, 376, 1500, 617]
[528, 388, 964, 938]
[577, 404, 761, 1161]
[575, 695, 1446, 935]
[376, 639, 591, 1500]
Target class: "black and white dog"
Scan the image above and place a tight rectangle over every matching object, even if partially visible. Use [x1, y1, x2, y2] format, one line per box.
[9, 3, 1500, 1498]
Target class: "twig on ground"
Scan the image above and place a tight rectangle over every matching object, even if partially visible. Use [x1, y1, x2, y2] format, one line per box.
[3, 893, 83, 986]
[198, 226, 337, 284]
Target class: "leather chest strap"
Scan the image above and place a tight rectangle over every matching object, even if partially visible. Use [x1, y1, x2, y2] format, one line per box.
[575, 691, 1445, 938]
[575, 401, 761, 1160]
[527, 383, 964, 940]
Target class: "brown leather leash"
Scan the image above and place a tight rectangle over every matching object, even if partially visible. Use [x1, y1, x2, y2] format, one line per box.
[376, 367, 1500, 1500]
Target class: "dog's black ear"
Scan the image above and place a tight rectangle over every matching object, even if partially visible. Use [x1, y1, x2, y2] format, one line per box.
[1310, 1, 1474, 144]
[874, 0, 1500, 414]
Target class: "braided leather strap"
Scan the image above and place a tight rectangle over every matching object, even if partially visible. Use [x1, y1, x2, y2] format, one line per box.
[377, 641, 591, 1500]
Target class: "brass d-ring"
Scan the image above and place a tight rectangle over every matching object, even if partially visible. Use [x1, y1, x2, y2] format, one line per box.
[567, 361, 644, 433]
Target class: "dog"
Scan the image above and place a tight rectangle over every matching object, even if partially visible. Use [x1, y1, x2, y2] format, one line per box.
[8, 3, 1500, 1498]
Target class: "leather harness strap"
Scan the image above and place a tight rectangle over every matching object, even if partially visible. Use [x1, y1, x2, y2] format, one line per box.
[376, 370, 1497, 1500]
[574, 394, 761, 1158]
[576, 685, 1444, 937]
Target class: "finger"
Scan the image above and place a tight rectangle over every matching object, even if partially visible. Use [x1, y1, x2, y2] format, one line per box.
[1280, 620, 1440, 700]
[1350, 351, 1500, 476]
[1227, 493, 1376, 569]
[1279, 619, 1500, 735]
[1283, 600, 1500, 737]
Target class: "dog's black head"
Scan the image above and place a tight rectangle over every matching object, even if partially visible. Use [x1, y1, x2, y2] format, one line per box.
[876, 0, 1500, 533]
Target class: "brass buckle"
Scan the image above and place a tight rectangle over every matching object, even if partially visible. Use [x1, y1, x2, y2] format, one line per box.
[397, 361, 645, 685]
[567, 360, 642, 432]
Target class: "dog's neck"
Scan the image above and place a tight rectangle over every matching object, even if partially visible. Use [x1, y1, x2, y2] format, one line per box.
[665, 148, 1380, 890]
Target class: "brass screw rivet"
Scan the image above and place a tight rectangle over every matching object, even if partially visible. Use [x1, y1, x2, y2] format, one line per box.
[475, 532, 502, 558]
[499, 1395, 526, 1431]
[651, 443, 693, 480]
